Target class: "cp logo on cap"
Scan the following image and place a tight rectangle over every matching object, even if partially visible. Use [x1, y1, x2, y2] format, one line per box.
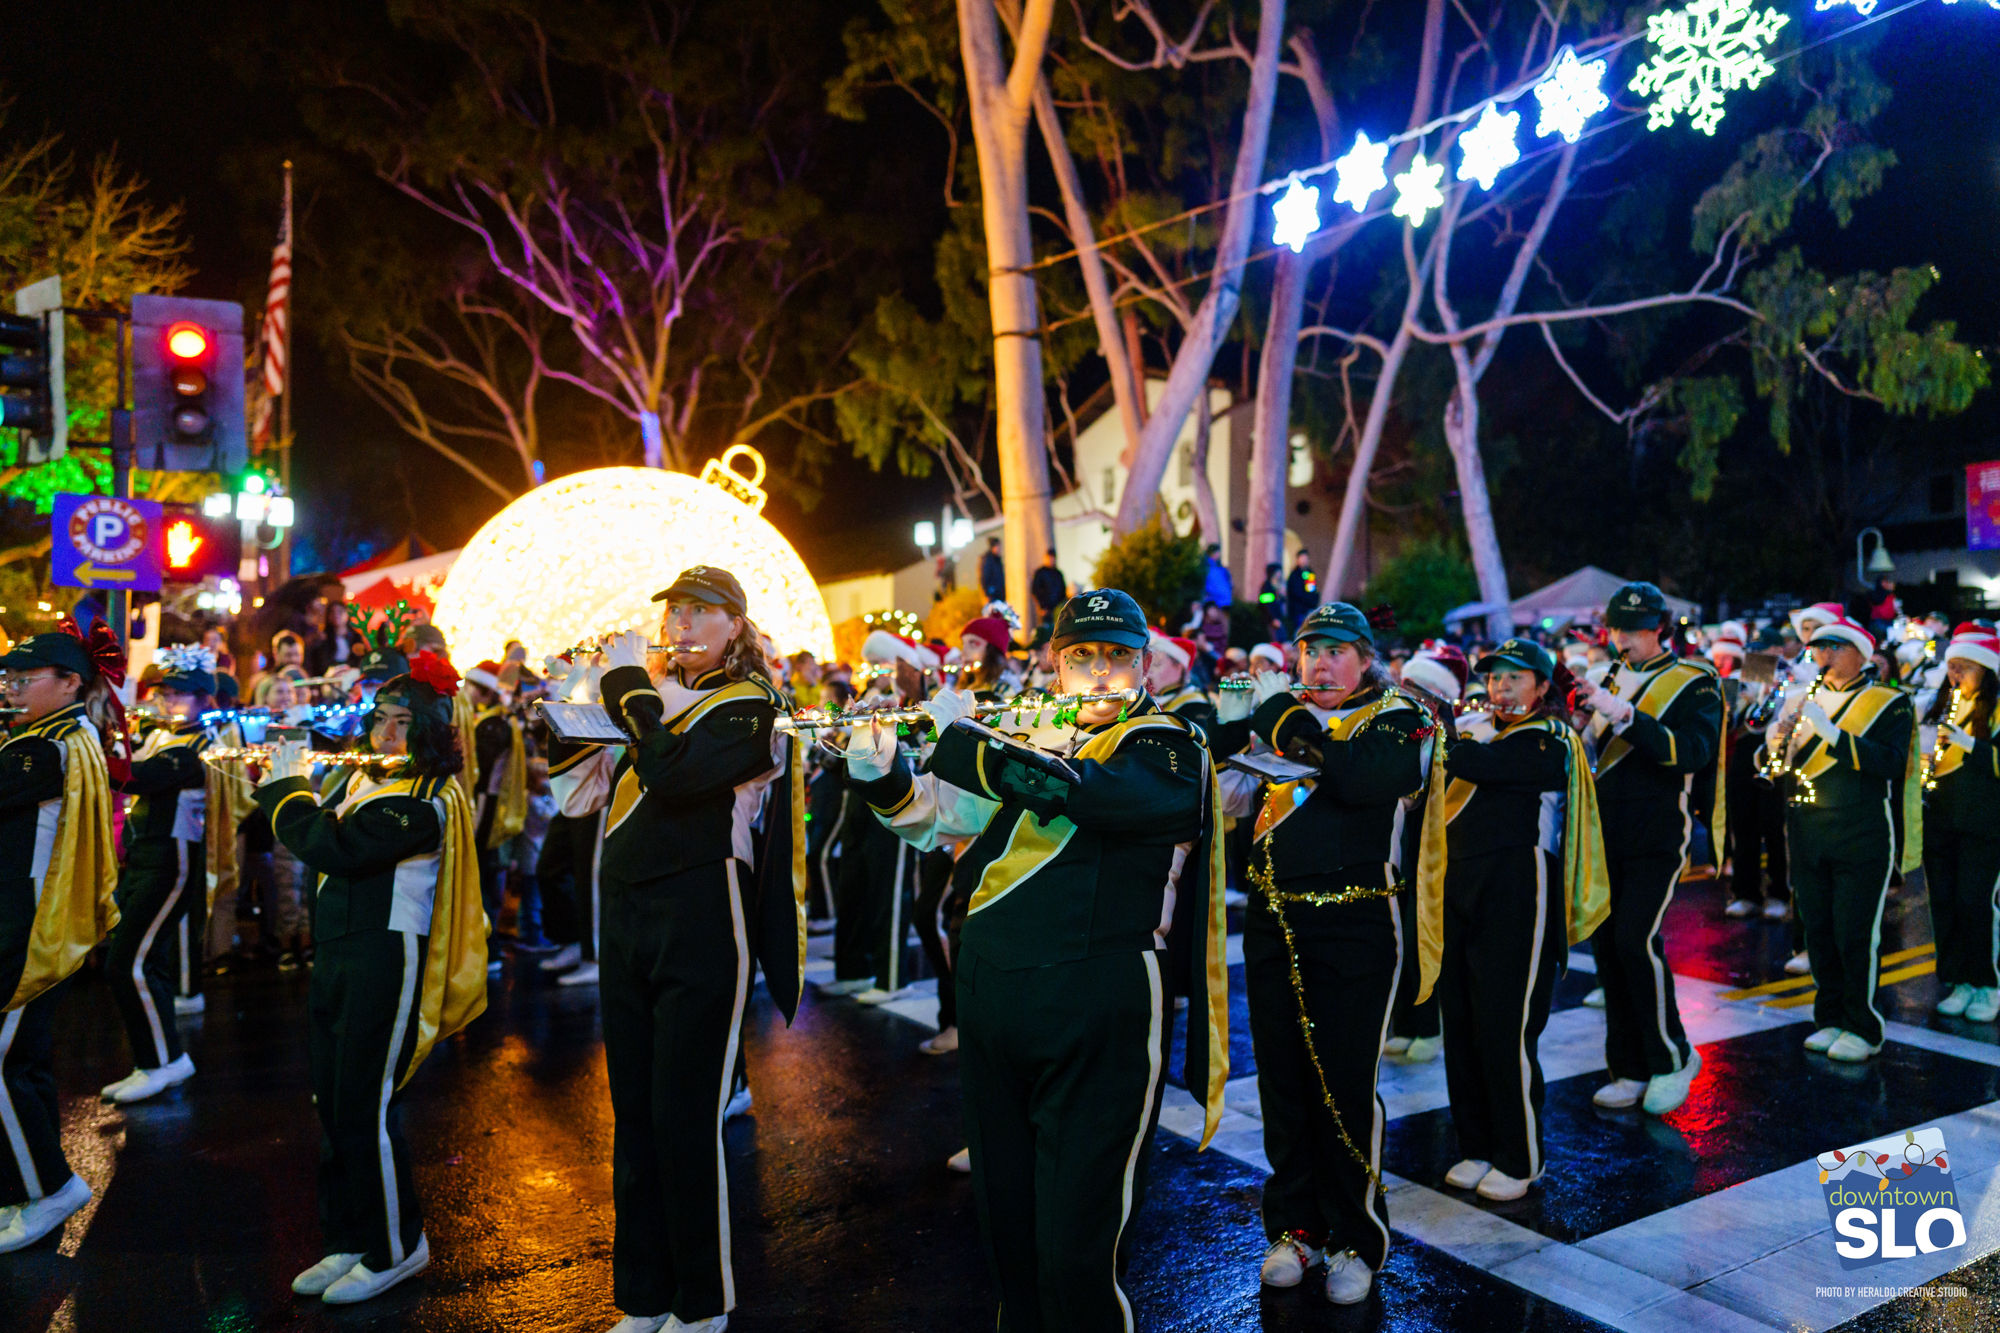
[1087, 595, 1109, 612]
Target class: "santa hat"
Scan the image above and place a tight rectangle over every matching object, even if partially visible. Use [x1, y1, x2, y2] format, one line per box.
[1401, 641, 1468, 702]
[1713, 621, 1748, 650]
[1945, 623, 2000, 674]
[862, 629, 939, 671]
[1788, 601, 1846, 640]
[1894, 636, 1931, 667]
[1147, 631, 1195, 671]
[960, 617, 1014, 653]
[1805, 613, 1876, 657]
[1560, 642, 1591, 668]
[464, 659, 507, 693]
[1248, 642, 1285, 668]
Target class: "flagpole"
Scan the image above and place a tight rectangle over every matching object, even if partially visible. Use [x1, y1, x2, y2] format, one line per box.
[276, 160, 294, 583]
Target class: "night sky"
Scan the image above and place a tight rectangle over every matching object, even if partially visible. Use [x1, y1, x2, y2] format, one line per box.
[5, 3, 1996, 577]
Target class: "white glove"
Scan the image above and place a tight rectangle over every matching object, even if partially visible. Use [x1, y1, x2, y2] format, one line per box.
[260, 738, 312, 786]
[1250, 672, 1293, 708]
[1586, 684, 1635, 727]
[1215, 686, 1254, 723]
[1944, 722, 1976, 752]
[843, 719, 896, 781]
[542, 654, 572, 687]
[1802, 699, 1838, 743]
[601, 630, 649, 673]
[921, 687, 976, 732]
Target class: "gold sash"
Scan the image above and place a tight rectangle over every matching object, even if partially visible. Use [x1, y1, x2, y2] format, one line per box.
[5, 722, 119, 1011]
[1795, 683, 1923, 874]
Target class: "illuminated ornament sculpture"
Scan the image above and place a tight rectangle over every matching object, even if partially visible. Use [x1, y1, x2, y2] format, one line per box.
[1533, 46, 1611, 144]
[1812, 0, 1878, 13]
[1456, 104, 1521, 190]
[433, 456, 836, 665]
[1391, 152, 1447, 227]
[1271, 176, 1322, 253]
[1330, 131, 1391, 214]
[1630, 0, 1789, 136]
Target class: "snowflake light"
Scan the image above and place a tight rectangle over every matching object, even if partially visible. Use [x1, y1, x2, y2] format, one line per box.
[1271, 176, 1322, 253]
[1533, 46, 1611, 144]
[433, 465, 836, 665]
[1812, 0, 1877, 13]
[1630, 0, 1790, 137]
[1392, 153, 1447, 227]
[1331, 131, 1391, 214]
[1940, 0, 2000, 9]
[1456, 104, 1521, 191]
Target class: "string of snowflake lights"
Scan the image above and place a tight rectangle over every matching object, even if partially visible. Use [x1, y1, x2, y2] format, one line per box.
[1266, 0, 1944, 257]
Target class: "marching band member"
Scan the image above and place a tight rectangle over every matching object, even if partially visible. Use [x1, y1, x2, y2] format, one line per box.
[846, 588, 1227, 1332]
[536, 654, 614, 987]
[1146, 631, 1218, 734]
[1437, 640, 1607, 1201]
[1721, 621, 1789, 924]
[826, 630, 936, 1001]
[1778, 612, 1918, 1062]
[562, 566, 805, 1333]
[100, 647, 217, 1103]
[0, 625, 120, 1254]
[1224, 602, 1443, 1306]
[462, 660, 526, 934]
[1581, 582, 1723, 1115]
[957, 615, 1019, 699]
[1384, 643, 1468, 1063]
[1926, 624, 2000, 1022]
[255, 651, 488, 1302]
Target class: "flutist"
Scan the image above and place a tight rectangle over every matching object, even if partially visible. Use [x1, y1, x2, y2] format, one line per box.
[844, 589, 1227, 1333]
[1779, 612, 1916, 1064]
[1925, 624, 2000, 1023]
[555, 565, 806, 1333]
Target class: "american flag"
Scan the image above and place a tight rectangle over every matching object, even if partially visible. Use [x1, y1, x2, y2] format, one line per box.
[253, 166, 292, 445]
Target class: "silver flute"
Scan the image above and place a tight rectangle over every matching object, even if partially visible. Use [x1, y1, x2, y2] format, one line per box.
[776, 688, 1140, 734]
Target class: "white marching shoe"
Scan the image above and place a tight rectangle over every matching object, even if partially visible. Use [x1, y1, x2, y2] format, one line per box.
[1761, 899, 1789, 921]
[1475, 1167, 1535, 1201]
[724, 1087, 752, 1119]
[174, 994, 206, 1016]
[1936, 984, 1975, 1016]
[667, 1316, 729, 1332]
[0, 1174, 91, 1253]
[1784, 952, 1812, 976]
[111, 1053, 195, 1104]
[1443, 1159, 1491, 1190]
[320, 1234, 430, 1303]
[1323, 1249, 1374, 1305]
[1382, 1035, 1412, 1055]
[557, 962, 601, 987]
[1966, 988, 2000, 1023]
[1724, 898, 1757, 918]
[1582, 987, 1606, 1009]
[1826, 1032, 1882, 1064]
[605, 1318, 670, 1333]
[1401, 1035, 1441, 1063]
[946, 1147, 971, 1173]
[1259, 1232, 1322, 1287]
[292, 1252, 365, 1295]
[100, 1069, 148, 1101]
[538, 942, 583, 973]
[1592, 1078, 1646, 1109]
[1803, 1026, 1843, 1053]
[1642, 1050, 1702, 1115]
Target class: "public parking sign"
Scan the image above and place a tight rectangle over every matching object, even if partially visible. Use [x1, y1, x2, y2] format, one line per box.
[51, 493, 163, 592]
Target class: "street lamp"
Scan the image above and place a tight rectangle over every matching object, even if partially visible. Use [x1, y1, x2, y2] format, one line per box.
[1856, 527, 1894, 585]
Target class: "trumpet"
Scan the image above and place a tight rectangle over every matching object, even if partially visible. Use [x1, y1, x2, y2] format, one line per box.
[777, 688, 1140, 734]
[203, 745, 410, 770]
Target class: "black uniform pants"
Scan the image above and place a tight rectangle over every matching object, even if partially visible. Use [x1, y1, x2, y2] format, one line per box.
[1926, 829, 2000, 990]
[1595, 850, 1692, 1080]
[1732, 756, 1789, 905]
[956, 946, 1164, 1333]
[1440, 847, 1567, 1181]
[833, 819, 910, 988]
[0, 983, 72, 1208]
[537, 809, 605, 960]
[1390, 883, 1439, 1040]
[107, 842, 200, 1069]
[601, 859, 751, 1323]
[913, 849, 961, 1028]
[308, 929, 428, 1271]
[1243, 886, 1398, 1269]
[1790, 803, 1894, 1046]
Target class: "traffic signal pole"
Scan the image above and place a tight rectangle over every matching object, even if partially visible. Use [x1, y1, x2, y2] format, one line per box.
[109, 310, 132, 648]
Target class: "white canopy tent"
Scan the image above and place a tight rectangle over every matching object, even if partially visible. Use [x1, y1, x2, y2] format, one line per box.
[1443, 565, 1698, 632]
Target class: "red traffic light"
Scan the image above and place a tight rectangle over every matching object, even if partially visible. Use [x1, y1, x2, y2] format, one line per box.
[166, 322, 210, 360]
[164, 518, 206, 571]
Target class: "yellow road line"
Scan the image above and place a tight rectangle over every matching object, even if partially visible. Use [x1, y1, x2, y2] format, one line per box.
[1749, 954, 1937, 1011]
[1767, 989, 1820, 1009]
[1719, 942, 1935, 1002]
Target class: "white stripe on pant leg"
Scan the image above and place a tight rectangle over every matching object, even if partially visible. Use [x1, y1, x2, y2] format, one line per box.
[1644, 791, 1695, 1074]
[716, 861, 752, 1312]
[1364, 889, 1404, 1263]
[1519, 851, 1551, 1180]
[376, 932, 421, 1267]
[589, 809, 606, 958]
[131, 874, 187, 1068]
[176, 838, 193, 995]
[1110, 950, 1165, 1333]
[887, 843, 908, 992]
[1987, 841, 2000, 987]
[1862, 797, 1895, 1039]
[0, 1010, 43, 1201]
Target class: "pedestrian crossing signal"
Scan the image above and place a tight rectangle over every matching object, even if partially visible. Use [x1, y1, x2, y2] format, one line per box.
[159, 505, 241, 583]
